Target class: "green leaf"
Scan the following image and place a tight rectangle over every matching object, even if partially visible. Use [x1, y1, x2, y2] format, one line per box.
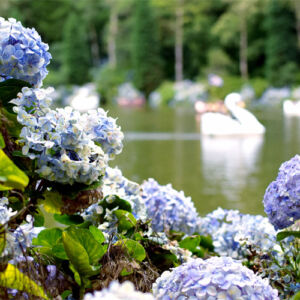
[0, 227, 6, 256]
[33, 209, 45, 227]
[179, 236, 201, 252]
[0, 149, 29, 190]
[276, 231, 300, 241]
[292, 291, 300, 300]
[52, 244, 68, 260]
[113, 209, 137, 232]
[116, 239, 146, 262]
[62, 231, 101, 277]
[65, 226, 106, 264]
[43, 191, 63, 214]
[100, 195, 132, 215]
[120, 267, 133, 276]
[61, 290, 72, 299]
[0, 133, 5, 149]
[0, 79, 31, 113]
[199, 235, 214, 251]
[12, 151, 26, 157]
[0, 263, 48, 299]
[32, 228, 63, 248]
[89, 225, 105, 244]
[54, 214, 84, 225]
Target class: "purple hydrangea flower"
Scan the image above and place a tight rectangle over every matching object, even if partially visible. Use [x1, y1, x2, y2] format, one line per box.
[84, 281, 154, 300]
[263, 155, 300, 230]
[0, 18, 51, 86]
[153, 257, 279, 299]
[141, 178, 199, 234]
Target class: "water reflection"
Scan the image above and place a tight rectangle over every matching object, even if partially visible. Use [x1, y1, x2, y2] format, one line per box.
[200, 136, 264, 207]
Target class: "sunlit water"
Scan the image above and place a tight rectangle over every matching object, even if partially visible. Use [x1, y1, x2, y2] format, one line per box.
[107, 106, 300, 217]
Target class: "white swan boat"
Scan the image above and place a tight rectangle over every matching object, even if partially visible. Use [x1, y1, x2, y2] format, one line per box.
[200, 93, 265, 136]
[283, 100, 300, 117]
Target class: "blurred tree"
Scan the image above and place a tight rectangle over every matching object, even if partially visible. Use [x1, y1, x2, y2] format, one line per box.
[75, 0, 108, 67]
[62, 11, 91, 85]
[265, 0, 298, 86]
[213, 0, 265, 80]
[291, 0, 300, 49]
[175, 0, 184, 82]
[131, 0, 163, 96]
[107, 0, 118, 68]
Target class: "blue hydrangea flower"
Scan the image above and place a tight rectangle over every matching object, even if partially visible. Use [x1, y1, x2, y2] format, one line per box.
[83, 109, 124, 160]
[141, 178, 199, 234]
[84, 281, 154, 300]
[263, 155, 300, 230]
[198, 208, 277, 259]
[153, 257, 279, 300]
[11, 87, 123, 185]
[0, 18, 51, 86]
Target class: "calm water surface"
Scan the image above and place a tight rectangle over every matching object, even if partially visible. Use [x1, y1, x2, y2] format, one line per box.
[108, 106, 300, 216]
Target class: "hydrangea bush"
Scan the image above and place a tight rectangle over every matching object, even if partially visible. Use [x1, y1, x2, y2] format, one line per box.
[263, 155, 300, 230]
[153, 257, 279, 299]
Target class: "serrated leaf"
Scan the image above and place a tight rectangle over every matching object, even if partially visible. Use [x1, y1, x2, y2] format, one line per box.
[113, 209, 137, 232]
[0, 149, 29, 190]
[116, 239, 146, 262]
[0, 263, 48, 299]
[32, 228, 63, 248]
[276, 231, 300, 241]
[54, 214, 84, 225]
[89, 225, 105, 244]
[179, 236, 201, 252]
[43, 191, 63, 214]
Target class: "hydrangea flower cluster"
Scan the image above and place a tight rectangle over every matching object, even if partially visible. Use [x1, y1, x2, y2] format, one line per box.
[0, 197, 16, 225]
[0, 17, 51, 86]
[82, 167, 146, 237]
[102, 167, 146, 219]
[11, 87, 123, 185]
[141, 178, 199, 234]
[82, 109, 123, 160]
[198, 207, 277, 259]
[153, 257, 279, 300]
[84, 281, 154, 300]
[263, 155, 300, 230]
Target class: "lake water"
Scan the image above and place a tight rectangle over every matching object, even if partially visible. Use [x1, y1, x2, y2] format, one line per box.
[108, 106, 300, 217]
